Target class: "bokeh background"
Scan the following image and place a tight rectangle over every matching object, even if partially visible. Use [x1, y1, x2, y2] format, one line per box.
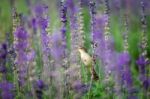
[0, 0, 150, 57]
[0, 0, 150, 99]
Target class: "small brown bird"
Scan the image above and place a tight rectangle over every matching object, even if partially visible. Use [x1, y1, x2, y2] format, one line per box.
[78, 47, 92, 67]
[78, 47, 99, 81]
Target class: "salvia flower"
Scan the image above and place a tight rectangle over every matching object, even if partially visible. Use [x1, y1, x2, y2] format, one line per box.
[36, 80, 45, 90]
[66, 0, 82, 83]
[34, 4, 48, 18]
[72, 80, 89, 94]
[142, 78, 150, 90]
[60, 0, 68, 53]
[136, 56, 149, 75]
[136, 0, 150, 91]
[14, 26, 29, 87]
[77, 0, 85, 47]
[34, 4, 48, 30]
[33, 79, 45, 99]
[60, 1, 70, 98]
[0, 65, 7, 74]
[117, 52, 133, 88]
[0, 43, 7, 64]
[34, 4, 51, 84]
[0, 81, 14, 99]
[50, 32, 64, 63]
[103, 0, 114, 77]
[136, 55, 150, 90]
[31, 18, 37, 32]
[89, 1, 97, 54]
[0, 43, 8, 78]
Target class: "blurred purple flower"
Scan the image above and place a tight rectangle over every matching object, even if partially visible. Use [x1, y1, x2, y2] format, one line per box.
[36, 80, 45, 89]
[117, 52, 133, 89]
[0, 66, 7, 73]
[67, 0, 80, 68]
[93, 15, 106, 58]
[142, 78, 150, 90]
[136, 55, 150, 78]
[34, 79, 45, 99]
[27, 50, 36, 61]
[72, 80, 89, 94]
[0, 43, 8, 75]
[34, 4, 53, 84]
[14, 27, 28, 40]
[34, 4, 49, 51]
[136, 55, 150, 90]
[0, 43, 7, 60]
[60, 2, 69, 94]
[81, 0, 89, 7]
[14, 41, 28, 50]
[122, 67, 133, 88]
[118, 52, 130, 65]
[34, 4, 48, 30]
[89, 1, 97, 47]
[50, 33, 63, 62]
[38, 17, 48, 30]
[14, 26, 29, 87]
[60, 1, 67, 51]
[111, 0, 121, 11]
[127, 87, 139, 99]
[93, 14, 116, 73]
[66, 0, 77, 12]
[34, 4, 48, 17]
[0, 81, 14, 99]
[31, 18, 37, 30]
[60, 1, 67, 23]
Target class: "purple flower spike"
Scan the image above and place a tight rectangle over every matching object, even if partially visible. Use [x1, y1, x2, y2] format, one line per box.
[38, 17, 48, 29]
[34, 79, 45, 99]
[136, 56, 149, 74]
[15, 27, 28, 40]
[136, 55, 150, 90]
[0, 81, 14, 99]
[122, 68, 133, 88]
[34, 4, 48, 17]
[50, 33, 63, 61]
[0, 43, 7, 60]
[142, 78, 150, 90]
[136, 56, 149, 66]
[34, 4, 48, 30]
[0, 66, 7, 73]
[36, 80, 45, 89]
[31, 18, 37, 30]
[66, 0, 76, 12]
[117, 52, 133, 89]
[0, 43, 8, 75]
[60, 2, 67, 23]
[14, 26, 29, 87]
[72, 80, 89, 94]
[118, 52, 130, 65]
[1, 43, 7, 50]
[60, 1, 68, 51]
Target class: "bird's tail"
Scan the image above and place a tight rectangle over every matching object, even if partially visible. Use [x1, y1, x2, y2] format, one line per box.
[90, 66, 99, 81]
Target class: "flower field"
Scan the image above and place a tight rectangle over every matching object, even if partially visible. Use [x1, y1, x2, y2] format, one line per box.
[0, 0, 150, 99]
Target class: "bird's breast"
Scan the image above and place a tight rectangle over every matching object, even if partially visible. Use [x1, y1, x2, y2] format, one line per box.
[80, 53, 92, 66]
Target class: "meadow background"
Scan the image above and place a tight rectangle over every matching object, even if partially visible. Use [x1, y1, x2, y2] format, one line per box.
[0, 0, 150, 99]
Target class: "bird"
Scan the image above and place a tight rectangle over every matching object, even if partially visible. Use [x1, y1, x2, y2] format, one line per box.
[78, 47, 99, 81]
[78, 47, 92, 67]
